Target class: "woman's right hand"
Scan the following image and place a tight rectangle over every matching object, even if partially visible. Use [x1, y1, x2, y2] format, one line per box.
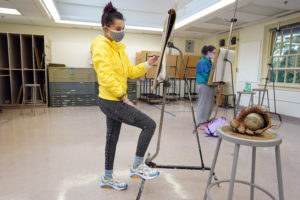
[147, 53, 159, 66]
[122, 97, 138, 109]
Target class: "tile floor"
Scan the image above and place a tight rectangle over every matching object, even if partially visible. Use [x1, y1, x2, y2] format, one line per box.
[0, 101, 299, 200]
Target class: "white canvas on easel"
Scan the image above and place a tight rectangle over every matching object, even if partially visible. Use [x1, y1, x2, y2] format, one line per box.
[213, 48, 236, 83]
[238, 40, 261, 82]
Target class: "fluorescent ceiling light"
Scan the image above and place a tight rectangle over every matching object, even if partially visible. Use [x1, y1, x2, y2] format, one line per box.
[58, 20, 100, 26]
[175, 0, 236, 30]
[126, 25, 163, 32]
[40, 0, 162, 32]
[57, 20, 162, 32]
[40, 0, 60, 21]
[0, 7, 21, 15]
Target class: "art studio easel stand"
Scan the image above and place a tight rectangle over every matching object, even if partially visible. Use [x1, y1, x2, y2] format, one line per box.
[135, 42, 218, 200]
[136, 0, 241, 197]
[207, 0, 239, 122]
[261, 26, 282, 122]
[146, 41, 216, 173]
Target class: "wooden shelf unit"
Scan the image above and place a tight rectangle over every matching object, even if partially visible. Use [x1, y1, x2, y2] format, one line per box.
[0, 32, 51, 107]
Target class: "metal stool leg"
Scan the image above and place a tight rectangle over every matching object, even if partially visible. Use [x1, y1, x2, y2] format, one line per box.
[250, 147, 256, 200]
[38, 86, 43, 102]
[248, 95, 251, 107]
[33, 87, 36, 116]
[203, 138, 223, 200]
[228, 144, 240, 200]
[38, 86, 46, 113]
[249, 94, 254, 107]
[30, 87, 34, 114]
[275, 145, 284, 200]
[225, 95, 228, 108]
[21, 86, 25, 115]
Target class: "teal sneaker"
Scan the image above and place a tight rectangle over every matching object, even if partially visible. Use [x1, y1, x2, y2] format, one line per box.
[100, 176, 128, 191]
[130, 164, 160, 180]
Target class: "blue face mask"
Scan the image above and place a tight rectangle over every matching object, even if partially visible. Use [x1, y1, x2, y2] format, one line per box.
[108, 28, 125, 42]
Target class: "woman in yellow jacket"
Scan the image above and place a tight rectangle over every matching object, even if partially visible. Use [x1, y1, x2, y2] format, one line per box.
[90, 2, 159, 190]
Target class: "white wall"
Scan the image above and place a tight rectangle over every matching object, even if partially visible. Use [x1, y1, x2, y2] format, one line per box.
[0, 23, 204, 68]
[210, 14, 300, 118]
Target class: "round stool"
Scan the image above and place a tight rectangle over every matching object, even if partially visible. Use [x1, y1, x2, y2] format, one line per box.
[203, 125, 284, 200]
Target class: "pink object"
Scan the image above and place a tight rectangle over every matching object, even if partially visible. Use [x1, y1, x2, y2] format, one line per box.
[198, 123, 209, 130]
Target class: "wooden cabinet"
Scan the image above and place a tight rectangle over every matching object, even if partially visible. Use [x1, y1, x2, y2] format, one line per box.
[0, 32, 51, 107]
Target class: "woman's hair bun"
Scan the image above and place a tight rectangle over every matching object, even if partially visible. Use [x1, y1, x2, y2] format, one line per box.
[104, 2, 117, 14]
[201, 45, 215, 55]
[101, 1, 124, 27]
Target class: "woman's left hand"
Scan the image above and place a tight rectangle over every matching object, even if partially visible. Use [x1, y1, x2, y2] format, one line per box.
[147, 53, 159, 66]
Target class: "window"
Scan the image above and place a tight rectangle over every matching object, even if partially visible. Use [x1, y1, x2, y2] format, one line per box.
[270, 26, 300, 85]
[219, 39, 225, 47]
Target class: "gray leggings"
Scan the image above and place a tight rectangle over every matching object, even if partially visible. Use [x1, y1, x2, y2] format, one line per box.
[197, 84, 215, 125]
[98, 98, 156, 170]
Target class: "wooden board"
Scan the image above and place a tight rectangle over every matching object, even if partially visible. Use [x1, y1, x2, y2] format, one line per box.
[140, 51, 147, 63]
[135, 52, 143, 80]
[34, 47, 41, 69]
[16, 85, 23, 104]
[166, 55, 179, 78]
[135, 52, 141, 65]
[186, 55, 201, 68]
[146, 66, 158, 79]
[166, 54, 178, 67]
[186, 68, 196, 78]
[215, 85, 223, 106]
[178, 55, 201, 79]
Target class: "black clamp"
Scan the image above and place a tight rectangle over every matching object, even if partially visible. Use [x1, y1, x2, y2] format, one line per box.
[231, 18, 237, 23]
[167, 41, 175, 48]
[163, 80, 171, 87]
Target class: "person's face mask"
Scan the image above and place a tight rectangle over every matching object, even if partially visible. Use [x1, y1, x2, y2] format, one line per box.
[108, 28, 125, 42]
[208, 52, 215, 59]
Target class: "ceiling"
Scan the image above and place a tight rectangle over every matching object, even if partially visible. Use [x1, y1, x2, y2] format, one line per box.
[0, 0, 299, 39]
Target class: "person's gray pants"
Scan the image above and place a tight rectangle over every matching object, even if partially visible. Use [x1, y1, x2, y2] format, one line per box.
[196, 84, 215, 125]
[98, 98, 156, 170]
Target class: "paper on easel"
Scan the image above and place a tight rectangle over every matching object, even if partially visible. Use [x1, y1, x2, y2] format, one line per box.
[157, 51, 167, 82]
[213, 48, 235, 83]
[152, 9, 176, 90]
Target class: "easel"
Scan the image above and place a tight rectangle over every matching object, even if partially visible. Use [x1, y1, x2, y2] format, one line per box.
[206, 0, 239, 121]
[208, 47, 237, 120]
[136, 41, 218, 200]
[135, 7, 178, 200]
[136, 0, 240, 198]
[261, 25, 282, 122]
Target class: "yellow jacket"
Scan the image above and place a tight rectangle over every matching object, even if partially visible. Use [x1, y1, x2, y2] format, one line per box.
[91, 35, 148, 101]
